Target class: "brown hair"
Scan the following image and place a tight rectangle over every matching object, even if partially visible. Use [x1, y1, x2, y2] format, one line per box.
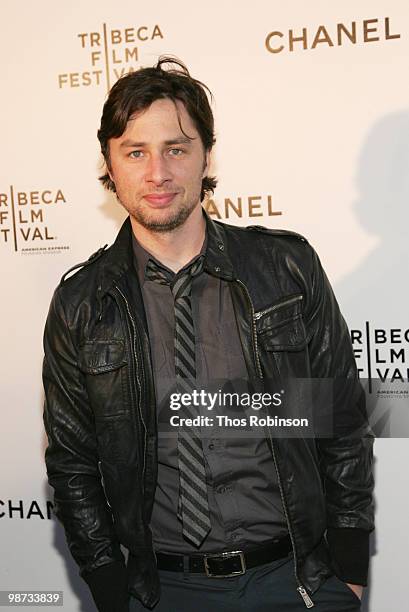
[97, 56, 217, 201]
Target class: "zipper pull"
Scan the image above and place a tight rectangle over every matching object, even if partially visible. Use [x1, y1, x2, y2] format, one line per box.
[297, 586, 314, 608]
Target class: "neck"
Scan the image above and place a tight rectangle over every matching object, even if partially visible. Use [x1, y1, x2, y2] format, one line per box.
[130, 204, 206, 273]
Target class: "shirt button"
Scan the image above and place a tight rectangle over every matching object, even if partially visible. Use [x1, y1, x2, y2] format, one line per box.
[217, 485, 226, 494]
[214, 266, 221, 273]
[208, 443, 215, 450]
[218, 243, 224, 251]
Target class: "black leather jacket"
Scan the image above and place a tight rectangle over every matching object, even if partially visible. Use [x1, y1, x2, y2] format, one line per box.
[43, 214, 374, 611]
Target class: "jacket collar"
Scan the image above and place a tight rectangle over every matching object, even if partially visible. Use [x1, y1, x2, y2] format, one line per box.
[99, 210, 234, 297]
[202, 210, 234, 280]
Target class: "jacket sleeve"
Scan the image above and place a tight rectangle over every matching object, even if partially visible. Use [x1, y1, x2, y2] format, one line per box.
[305, 246, 375, 586]
[43, 287, 129, 612]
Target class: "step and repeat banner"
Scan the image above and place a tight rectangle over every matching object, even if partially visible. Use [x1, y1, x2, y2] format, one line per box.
[1, 1, 407, 610]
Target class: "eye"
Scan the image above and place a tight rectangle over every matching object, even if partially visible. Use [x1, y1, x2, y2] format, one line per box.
[168, 148, 184, 156]
[129, 150, 143, 159]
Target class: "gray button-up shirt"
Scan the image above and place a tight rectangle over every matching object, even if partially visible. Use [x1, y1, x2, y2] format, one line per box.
[132, 232, 288, 553]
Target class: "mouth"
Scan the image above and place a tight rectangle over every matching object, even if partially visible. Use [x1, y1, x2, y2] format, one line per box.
[143, 192, 178, 207]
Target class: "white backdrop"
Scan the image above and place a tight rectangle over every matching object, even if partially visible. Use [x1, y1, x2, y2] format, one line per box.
[1, 1, 408, 610]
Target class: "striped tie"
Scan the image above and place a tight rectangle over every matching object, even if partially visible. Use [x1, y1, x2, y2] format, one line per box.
[145, 256, 211, 547]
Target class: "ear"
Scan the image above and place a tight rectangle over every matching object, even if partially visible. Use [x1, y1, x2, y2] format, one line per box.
[202, 150, 211, 178]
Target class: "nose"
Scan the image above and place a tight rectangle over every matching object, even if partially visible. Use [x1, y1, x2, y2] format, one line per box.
[145, 153, 172, 186]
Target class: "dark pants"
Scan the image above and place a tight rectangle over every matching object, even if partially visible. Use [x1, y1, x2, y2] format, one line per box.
[129, 553, 361, 611]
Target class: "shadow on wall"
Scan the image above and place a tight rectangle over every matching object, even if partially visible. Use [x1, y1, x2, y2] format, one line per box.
[335, 111, 409, 612]
[336, 109, 409, 324]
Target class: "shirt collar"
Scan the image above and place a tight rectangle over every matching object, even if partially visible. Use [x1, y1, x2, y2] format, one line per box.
[132, 228, 207, 287]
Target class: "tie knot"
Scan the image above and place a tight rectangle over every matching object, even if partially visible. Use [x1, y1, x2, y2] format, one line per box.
[145, 258, 171, 286]
[145, 256, 204, 300]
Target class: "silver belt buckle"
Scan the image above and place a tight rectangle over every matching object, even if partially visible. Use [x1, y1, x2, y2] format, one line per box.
[203, 550, 246, 578]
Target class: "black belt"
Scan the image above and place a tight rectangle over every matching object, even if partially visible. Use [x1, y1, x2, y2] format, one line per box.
[155, 534, 292, 578]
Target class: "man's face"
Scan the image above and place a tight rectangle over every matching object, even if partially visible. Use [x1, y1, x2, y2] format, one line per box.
[108, 98, 209, 233]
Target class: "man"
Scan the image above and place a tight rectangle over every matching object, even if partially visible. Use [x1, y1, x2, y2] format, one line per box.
[43, 57, 374, 612]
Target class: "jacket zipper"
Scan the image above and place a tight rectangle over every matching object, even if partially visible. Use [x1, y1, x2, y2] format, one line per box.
[112, 286, 147, 492]
[235, 280, 314, 608]
[267, 429, 314, 608]
[98, 460, 111, 509]
[235, 279, 263, 376]
[254, 294, 303, 321]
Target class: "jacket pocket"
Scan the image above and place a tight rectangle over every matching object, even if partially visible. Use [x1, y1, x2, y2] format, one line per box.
[255, 294, 306, 351]
[78, 340, 127, 374]
[78, 340, 129, 417]
[254, 294, 308, 379]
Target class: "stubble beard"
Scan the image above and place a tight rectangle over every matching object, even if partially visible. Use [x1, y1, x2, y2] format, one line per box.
[119, 190, 202, 233]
